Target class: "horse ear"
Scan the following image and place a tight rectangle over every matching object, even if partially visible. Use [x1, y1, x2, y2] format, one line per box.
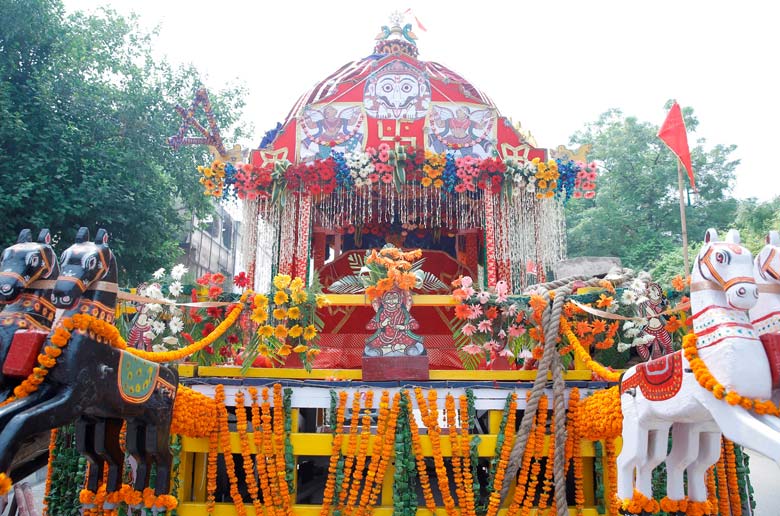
[37, 229, 51, 245]
[704, 228, 718, 244]
[725, 229, 741, 244]
[95, 228, 109, 245]
[767, 231, 780, 246]
[17, 229, 32, 243]
[75, 227, 90, 243]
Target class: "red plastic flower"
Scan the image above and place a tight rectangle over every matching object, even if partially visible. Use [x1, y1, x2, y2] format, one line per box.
[233, 271, 250, 288]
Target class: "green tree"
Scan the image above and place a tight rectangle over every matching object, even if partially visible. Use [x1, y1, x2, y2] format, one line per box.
[565, 105, 739, 275]
[0, 0, 246, 285]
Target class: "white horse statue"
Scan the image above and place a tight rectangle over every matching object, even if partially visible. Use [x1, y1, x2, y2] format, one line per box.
[751, 231, 780, 408]
[617, 228, 780, 509]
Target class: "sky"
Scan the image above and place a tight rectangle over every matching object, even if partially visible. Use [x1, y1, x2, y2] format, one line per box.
[63, 0, 780, 201]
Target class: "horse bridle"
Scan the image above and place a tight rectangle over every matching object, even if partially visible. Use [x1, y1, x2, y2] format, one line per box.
[759, 247, 780, 281]
[0, 244, 54, 286]
[692, 245, 755, 292]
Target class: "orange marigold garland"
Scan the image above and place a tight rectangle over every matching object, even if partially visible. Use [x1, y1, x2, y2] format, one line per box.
[485, 393, 518, 516]
[445, 394, 466, 508]
[261, 389, 283, 511]
[249, 387, 275, 516]
[364, 392, 401, 514]
[716, 445, 731, 516]
[506, 393, 537, 516]
[215, 385, 247, 516]
[405, 391, 437, 514]
[579, 386, 622, 441]
[684, 333, 780, 416]
[321, 390, 348, 516]
[355, 390, 391, 516]
[272, 384, 293, 516]
[538, 397, 556, 512]
[519, 394, 547, 516]
[345, 390, 374, 514]
[604, 437, 620, 516]
[234, 391, 263, 516]
[723, 438, 742, 516]
[416, 388, 457, 516]
[706, 465, 717, 512]
[337, 390, 363, 512]
[458, 394, 477, 516]
[171, 385, 217, 437]
[42, 428, 58, 516]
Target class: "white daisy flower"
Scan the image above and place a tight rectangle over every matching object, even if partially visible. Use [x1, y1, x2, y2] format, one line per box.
[152, 268, 166, 280]
[168, 317, 184, 335]
[171, 264, 189, 281]
[152, 321, 166, 335]
[162, 336, 178, 346]
[168, 280, 183, 298]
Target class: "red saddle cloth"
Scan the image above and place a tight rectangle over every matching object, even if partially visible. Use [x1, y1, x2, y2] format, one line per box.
[621, 351, 684, 401]
[3, 330, 48, 378]
[760, 333, 780, 389]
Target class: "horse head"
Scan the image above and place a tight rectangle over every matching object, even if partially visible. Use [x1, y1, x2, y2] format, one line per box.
[52, 227, 114, 308]
[754, 230, 780, 284]
[0, 229, 57, 304]
[694, 228, 758, 311]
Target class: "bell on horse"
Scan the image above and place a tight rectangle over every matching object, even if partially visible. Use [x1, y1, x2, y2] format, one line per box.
[617, 228, 780, 510]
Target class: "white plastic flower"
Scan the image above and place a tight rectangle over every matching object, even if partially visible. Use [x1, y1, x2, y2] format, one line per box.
[152, 343, 168, 353]
[143, 284, 164, 299]
[617, 341, 632, 353]
[168, 317, 184, 335]
[162, 336, 178, 346]
[152, 321, 166, 335]
[168, 280, 183, 298]
[143, 330, 156, 341]
[152, 268, 166, 280]
[621, 290, 638, 305]
[171, 264, 189, 281]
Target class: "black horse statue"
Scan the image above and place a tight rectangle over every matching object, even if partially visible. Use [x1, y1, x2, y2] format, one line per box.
[0, 228, 59, 401]
[0, 228, 179, 506]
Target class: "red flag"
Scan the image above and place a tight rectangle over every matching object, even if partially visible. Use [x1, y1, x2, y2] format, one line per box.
[658, 102, 696, 191]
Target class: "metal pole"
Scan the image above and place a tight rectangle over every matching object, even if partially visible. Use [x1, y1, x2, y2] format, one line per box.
[677, 159, 691, 279]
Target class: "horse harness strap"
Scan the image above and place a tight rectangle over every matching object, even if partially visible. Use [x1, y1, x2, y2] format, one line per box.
[758, 283, 780, 294]
[86, 281, 119, 293]
[762, 248, 780, 280]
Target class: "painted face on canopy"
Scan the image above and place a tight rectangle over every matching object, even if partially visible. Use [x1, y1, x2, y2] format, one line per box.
[364, 61, 430, 120]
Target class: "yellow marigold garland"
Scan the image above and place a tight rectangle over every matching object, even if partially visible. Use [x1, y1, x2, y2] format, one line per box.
[261, 390, 283, 510]
[716, 445, 731, 516]
[538, 397, 556, 512]
[321, 390, 348, 516]
[579, 386, 622, 440]
[560, 318, 622, 382]
[683, 333, 780, 416]
[364, 392, 401, 513]
[485, 393, 518, 516]
[706, 465, 718, 511]
[42, 429, 58, 516]
[171, 386, 217, 437]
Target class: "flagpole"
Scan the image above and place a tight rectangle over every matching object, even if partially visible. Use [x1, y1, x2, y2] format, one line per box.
[677, 159, 691, 279]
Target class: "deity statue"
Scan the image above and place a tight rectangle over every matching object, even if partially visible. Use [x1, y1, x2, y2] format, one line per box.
[364, 287, 424, 357]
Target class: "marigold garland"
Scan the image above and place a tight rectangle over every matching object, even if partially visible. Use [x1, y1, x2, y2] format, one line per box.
[620, 489, 660, 515]
[457, 394, 477, 516]
[683, 333, 780, 416]
[354, 390, 391, 516]
[716, 445, 731, 516]
[337, 390, 363, 511]
[215, 385, 247, 516]
[171, 385, 217, 437]
[506, 394, 536, 516]
[724, 438, 742, 516]
[445, 394, 466, 509]
[261, 390, 283, 511]
[249, 387, 275, 516]
[579, 386, 622, 440]
[272, 384, 293, 516]
[519, 394, 547, 516]
[538, 398, 556, 512]
[569, 389, 585, 515]
[42, 428, 58, 516]
[344, 391, 374, 515]
[234, 391, 263, 516]
[706, 465, 717, 511]
[363, 392, 401, 514]
[604, 438, 620, 516]
[405, 391, 437, 514]
[321, 390, 348, 516]
[206, 429, 218, 514]
[561, 318, 622, 382]
[485, 393, 518, 516]
[415, 388, 457, 516]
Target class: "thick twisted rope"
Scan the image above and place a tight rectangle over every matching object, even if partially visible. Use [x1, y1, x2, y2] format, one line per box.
[502, 271, 633, 516]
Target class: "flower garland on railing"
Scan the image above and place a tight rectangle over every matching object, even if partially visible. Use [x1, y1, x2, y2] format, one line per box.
[248, 388, 274, 515]
[321, 391, 348, 516]
[405, 392, 437, 514]
[345, 391, 374, 514]
[203, 145, 599, 204]
[215, 385, 246, 516]
[484, 393, 518, 516]
[414, 388, 457, 516]
[519, 394, 547, 516]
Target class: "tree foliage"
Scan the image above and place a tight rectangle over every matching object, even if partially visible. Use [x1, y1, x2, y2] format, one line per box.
[0, 0, 246, 285]
[565, 105, 740, 275]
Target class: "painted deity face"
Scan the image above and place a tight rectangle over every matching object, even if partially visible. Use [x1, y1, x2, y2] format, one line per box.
[383, 290, 401, 310]
[364, 60, 430, 120]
